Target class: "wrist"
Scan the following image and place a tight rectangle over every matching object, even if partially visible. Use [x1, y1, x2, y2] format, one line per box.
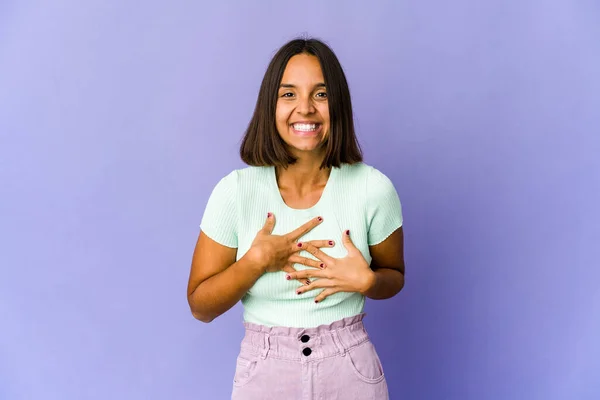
[359, 269, 377, 296]
[241, 250, 267, 275]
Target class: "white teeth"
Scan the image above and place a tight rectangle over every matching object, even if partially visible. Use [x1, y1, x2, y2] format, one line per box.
[293, 123, 317, 132]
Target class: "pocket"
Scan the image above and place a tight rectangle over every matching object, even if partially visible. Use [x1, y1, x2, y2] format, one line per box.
[346, 341, 386, 384]
[232, 350, 260, 387]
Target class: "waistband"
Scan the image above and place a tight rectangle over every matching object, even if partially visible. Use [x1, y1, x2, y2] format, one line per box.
[240, 313, 370, 362]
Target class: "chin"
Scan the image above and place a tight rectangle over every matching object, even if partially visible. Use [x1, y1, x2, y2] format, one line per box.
[279, 132, 328, 154]
[288, 141, 327, 154]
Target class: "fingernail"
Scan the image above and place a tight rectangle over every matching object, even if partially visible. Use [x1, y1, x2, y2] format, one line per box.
[267, 212, 272, 218]
[285, 275, 291, 280]
[328, 240, 334, 246]
[319, 263, 325, 269]
[296, 290, 301, 295]
[297, 243, 302, 248]
[345, 229, 350, 235]
[305, 280, 311, 285]
[314, 300, 319, 304]
[317, 216, 323, 222]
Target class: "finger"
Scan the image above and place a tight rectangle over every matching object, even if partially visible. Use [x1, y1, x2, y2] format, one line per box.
[288, 255, 326, 270]
[286, 216, 323, 241]
[295, 278, 332, 295]
[285, 268, 326, 282]
[261, 212, 275, 234]
[300, 242, 335, 264]
[282, 265, 311, 286]
[305, 239, 335, 248]
[341, 229, 358, 252]
[314, 288, 340, 304]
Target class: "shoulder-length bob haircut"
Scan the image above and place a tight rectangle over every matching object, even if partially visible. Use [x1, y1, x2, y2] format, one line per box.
[240, 38, 363, 169]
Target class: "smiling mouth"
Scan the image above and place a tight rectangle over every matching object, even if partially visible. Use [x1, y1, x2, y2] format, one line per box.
[292, 122, 319, 131]
[291, 122, 322, 136]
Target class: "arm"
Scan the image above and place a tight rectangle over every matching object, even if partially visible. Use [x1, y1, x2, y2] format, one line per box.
[187, 215, 329, 323]
[285, 227, 405, 302]
[362, 227, 405, 300]
[187, 231, 263, 323]
[282, 168, 406, 301]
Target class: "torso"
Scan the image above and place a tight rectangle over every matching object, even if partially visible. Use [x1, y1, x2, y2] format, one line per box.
[233, 163, 374, 328]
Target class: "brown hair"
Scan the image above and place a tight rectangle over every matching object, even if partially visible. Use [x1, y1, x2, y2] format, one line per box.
[239, 37, 363, 169]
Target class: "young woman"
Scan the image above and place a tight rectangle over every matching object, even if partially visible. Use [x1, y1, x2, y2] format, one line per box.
[187, 37, 405, 400]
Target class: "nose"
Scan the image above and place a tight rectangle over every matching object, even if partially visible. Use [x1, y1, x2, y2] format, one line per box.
[296, 94, 315, 115]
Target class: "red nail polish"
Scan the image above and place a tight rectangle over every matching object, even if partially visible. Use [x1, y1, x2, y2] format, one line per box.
[286, 275, 291, 280]
[267, 212, 272, 218]
[319, 263, 325, 269]
[328, 241, 334, 246]
[305, 280, 311, 285]
[317, 216, 323, 222]
[296, 290, 301, 295]
[297, 243, 302, 247]
[314, 300, 319, 303]
[345, 230, 350, 235]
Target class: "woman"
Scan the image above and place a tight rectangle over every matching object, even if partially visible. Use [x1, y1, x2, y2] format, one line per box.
[187, 37, 405, 399]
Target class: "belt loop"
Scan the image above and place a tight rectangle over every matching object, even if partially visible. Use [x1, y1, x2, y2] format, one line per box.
[331, 330, 346, 357]
[261, 333, 270, 359]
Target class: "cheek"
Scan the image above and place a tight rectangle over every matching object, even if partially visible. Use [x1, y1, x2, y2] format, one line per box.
[319, 104, 330, 124]
[275, 106, 290, 127]
[275, 111, 291, 139]
[322, 116, 331, 139]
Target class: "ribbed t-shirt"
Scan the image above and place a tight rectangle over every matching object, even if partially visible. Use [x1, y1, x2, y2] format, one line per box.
[200, 162, 403, 328]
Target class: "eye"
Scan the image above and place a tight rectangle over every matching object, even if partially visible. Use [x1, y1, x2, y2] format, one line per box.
[315, 91, 328, 99]
[280, 92, 294, 98]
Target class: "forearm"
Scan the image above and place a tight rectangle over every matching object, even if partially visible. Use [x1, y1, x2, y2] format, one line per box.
[188, 255, 264, 323]
[362, 267, 404, 300]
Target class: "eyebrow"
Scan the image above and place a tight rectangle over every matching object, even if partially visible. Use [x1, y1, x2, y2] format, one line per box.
[279, 83, 326, 89]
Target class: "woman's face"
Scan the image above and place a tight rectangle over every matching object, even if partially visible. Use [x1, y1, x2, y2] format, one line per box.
[275, 53, 330, 157]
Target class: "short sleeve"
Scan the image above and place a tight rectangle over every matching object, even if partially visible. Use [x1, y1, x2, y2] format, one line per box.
[199, 171, 238, 248]
[366, 167, 403, 246]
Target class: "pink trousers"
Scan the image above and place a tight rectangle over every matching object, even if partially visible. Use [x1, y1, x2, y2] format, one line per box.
[231, 313, 389, 400]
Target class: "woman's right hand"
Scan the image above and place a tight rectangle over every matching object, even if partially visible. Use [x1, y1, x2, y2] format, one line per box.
[246, 213, 334, 283]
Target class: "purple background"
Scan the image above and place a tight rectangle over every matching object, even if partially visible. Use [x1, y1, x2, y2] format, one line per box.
[1, 1, 599, 399]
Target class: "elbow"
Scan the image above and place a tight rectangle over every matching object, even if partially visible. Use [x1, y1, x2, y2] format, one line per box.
[396, 268, 405, 293]
[187, 288, 215, 324]
[191, 310, 215, 323]
[397, 276, 405, 294]
[188, 294, 216, 323]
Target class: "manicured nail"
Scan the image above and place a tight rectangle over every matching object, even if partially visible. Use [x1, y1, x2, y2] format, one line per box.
[319, 263, 325, 269]
[297, 243, 302, 248]
[296, 290, 301, 295]
[314, 300, 319, 303]
[285, 275, 291, 280]
[267, 212, 272, 218]
[345, 230, 350, 235]
[317, 216, 323, 222]
[305, 280, 311, 285]
[328, 240, 334, 246]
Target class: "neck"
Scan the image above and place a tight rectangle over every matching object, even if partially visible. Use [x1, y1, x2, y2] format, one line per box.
[275, 153, 330, 191]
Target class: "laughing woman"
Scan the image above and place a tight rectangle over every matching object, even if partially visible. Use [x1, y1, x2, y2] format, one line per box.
[187, 38, 405, 400]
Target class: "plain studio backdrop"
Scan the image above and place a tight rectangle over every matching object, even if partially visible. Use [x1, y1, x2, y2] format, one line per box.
[1, 1, 599, 399]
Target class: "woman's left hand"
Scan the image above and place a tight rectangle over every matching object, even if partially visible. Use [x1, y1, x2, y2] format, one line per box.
[285, 230, 376, 303]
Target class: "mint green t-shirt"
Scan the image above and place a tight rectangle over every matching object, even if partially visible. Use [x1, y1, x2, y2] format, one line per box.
[200, 162, 403, 328]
